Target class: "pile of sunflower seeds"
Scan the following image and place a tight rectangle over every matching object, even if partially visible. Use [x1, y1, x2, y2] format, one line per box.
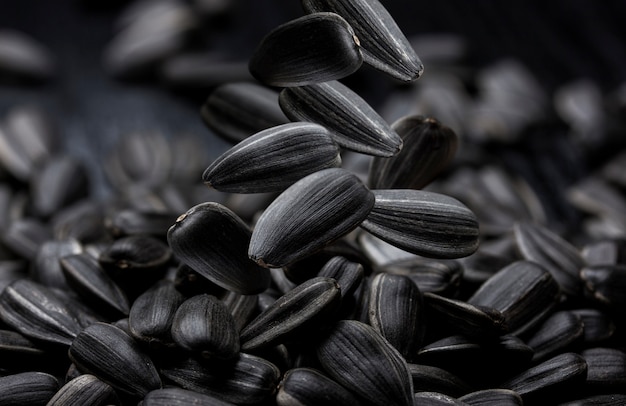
[1, 0, 626, 405]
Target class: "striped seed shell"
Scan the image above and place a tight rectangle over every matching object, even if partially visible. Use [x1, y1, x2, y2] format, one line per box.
[0, 372, 59, 406]
[240, 276, 341, 351]
[381, 257, 463, 296]
[171, 294, 240, 360]
[202, 122, 341, 193]
[458, 389, 523, 406]
[423, 292, 507, 340]
[499, 352, 588, 404]
[571, 308, 616, 344]
[46, 374, 119, 406]
[68, 322, 162, 398]
[301, 0, 423, 82]
[368, 115, 458, 189]
[60, 253, 130, 318]
[143, 387, 236, 406]
[581, 347, 626, 390]
[468, 260, 561, 336]
[167, 202, 270, 294]
[514, 221, 585, 296]
[201, 81, 289, 144]
[128, 280, 186, 348]
[408, 364, 472, 398]
[368, 273, 424, 360]
[160, 353, 281, 405]
[105, 208, 179, 238]
[557, 394, 626, 405]
[249, 168, 375, 268]
[0, 279, 82, 346]
[412, 392, 467, 405]
[221, 291, 259, 332]
[580, 264, 626, 312]
[0, 329, 47, 368]
[316, 319, 414, 406]
[248, 12, 362, 87]
[524, 310, 584, 363]
[360, 189, 479, 259]
[32, 238, 83, 290]
[318, 255, 364, 318]
[276, 367, 365, 406]
[279, 80, 402, 157]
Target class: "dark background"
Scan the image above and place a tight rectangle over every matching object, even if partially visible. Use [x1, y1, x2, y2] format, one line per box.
[1, 0, 626, 203]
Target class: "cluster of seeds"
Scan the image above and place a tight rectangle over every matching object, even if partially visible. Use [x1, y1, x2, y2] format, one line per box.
[1, 0, 626, 406]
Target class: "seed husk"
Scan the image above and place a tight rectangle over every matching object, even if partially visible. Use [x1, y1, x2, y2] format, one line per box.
[167, 202, 270, 294]
[46, 374, 119, 406]
[279, 80, 402, 157]
[408, 363, 473, 398]
[524, 310, 584, 363]
[412, 391, 467, 405]
[317, 255, 364, 318]
[248, 12, 362, 87]
[201, 81, 289, 144]
[240, 276, 341, 351]
[368, 272, 424, 360]
[143, 387, 237, 406]
[316, 319, 414, 406]
[360, 189, 479, 259]
[0, 371, 59, 406]
[249, 168, 375, 268]
[458, 389, 523, 406]
[68, 322, 162, 398]
[160, 353, 281, 405]
[202, 122, 341, 193]
[301, 0, 423, 82]
[32, 238, 83, 290]
[368, 115, 458, 189]
[381, 257, 463, 296]
[276, 367, 366, 406]
[423, 292, 508, 340]
[0, 29, 55, 81]
[221, 291, 259, 333]
[513, 221, 585, 296]
[60, 252, 130, 318]
[2, 217, 52, 260]
[467, 260, 561, 336]
[128, 280, 186, 348]
[581, 347, 626, 391]
[499, 352, 588, 404]
[105, 208, 179, 238]
[171, 294, 240, 360]
[580, 264, 626, 312]
[571, 308, 616, 344]
[0, 279, 82, 346]
[556, 394, 626, 406]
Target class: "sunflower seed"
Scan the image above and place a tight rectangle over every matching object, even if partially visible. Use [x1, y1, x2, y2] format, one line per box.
[249, 168, 375, 268]
[513, 221, 585, 296]
[0, 329, 47, 372]
[581, 238, 626, 267]
[171, 294, 239, 360]
[128, 280, 186, 348]
[2, 218, 52, 259]
[318, 255, 364, 317]
[423, 292, 507, 340]
[51, 200, 107, 243]
[203, 122, 341, 193]
[30, 155, 90, 219]
[382, 257, 463, 296]
[581, 348, 626, 390]
[201, 81, 289, 144]
[0, 279, 82, 346]
[316, 319, 414, 406]
[458, 389, 523, 406]
[368, 273, 424, 360]
[276, 367, 365, 406]
[248, 12, 362, 87]
[571, 308, 616, 344]
[467, 260, 561, 336]
[60, 253, 130, 318]
[3, 104, 57, 166]
[556, 394, 626, 406]
[46, 374, 119, 406]
[0, 372, 59, 406]
[167, 202, 270, 294]
[0, 29, 55, 81]
[143, 387, 236, 406]
[160, 353, 281, 405]
[499, 352, 588, 404]
[279, 80, 402, 156]
[221, 291, 258, 332]
[368, 115, 458, 189]
[32, 239, 83, 289]
[68, 322, 162, 398]
[580, 264, 626, 312]
[240, 276, 341, 351]
[360, 189, 479, 259]
[301, 0, 423, 82]
[408, 364, 472, 398]
[524, 310, 584, 363]
[105, 208, 179, 238]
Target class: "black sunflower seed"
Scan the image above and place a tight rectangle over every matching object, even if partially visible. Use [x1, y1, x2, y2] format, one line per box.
[276, 367, 366, 406]
[248, 12, 362, 87]
[0, 371, 59, 406]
